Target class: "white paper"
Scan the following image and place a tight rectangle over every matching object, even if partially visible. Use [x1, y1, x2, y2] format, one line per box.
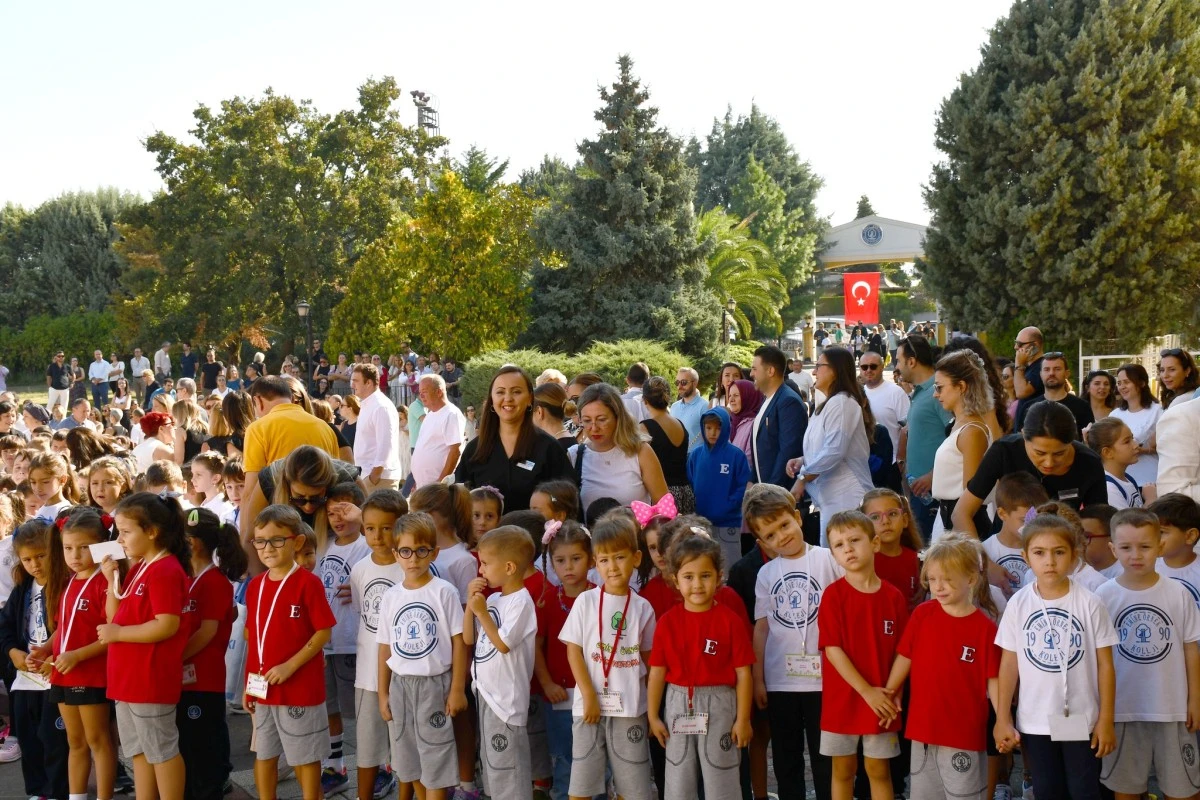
[1049, 713, 1090, 741]
[89, 540, 127, 563]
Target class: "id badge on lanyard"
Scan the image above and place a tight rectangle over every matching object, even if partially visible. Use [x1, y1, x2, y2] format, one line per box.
[1036, 583, 1089, 741]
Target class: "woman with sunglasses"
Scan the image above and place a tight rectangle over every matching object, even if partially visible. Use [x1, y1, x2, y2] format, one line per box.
[238, 445, 359, 574]
[1158, 348, 1200, 409]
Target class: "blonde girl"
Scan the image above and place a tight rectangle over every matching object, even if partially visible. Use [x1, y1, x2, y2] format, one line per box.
[861, 488, 924, 608]
[190, 451, 232, 518]
[87, 455, 133, 516]
[1085, 417, 1151, 508]
[29, 452, 79, 522]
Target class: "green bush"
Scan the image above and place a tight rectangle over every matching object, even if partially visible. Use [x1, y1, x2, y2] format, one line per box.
[0, 312, 118, 374]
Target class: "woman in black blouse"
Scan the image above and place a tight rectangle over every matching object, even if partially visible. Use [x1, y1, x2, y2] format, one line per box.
[455, 366, 574, 511]
[639, 376, 694, 513]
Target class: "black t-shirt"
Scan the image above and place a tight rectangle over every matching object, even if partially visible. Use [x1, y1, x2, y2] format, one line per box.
[200, 362, 223, 391]
[454, 428, 575, 512]
[966, 433, 1107, 508]
[1027, 394, 1094, 440]
[46, 362, 70, 390]
[179, 352, 198, 379]
[442, 367, 464, 398]
[1012, 357, 1046, 431]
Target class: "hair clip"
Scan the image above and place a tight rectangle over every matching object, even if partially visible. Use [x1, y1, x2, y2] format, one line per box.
[690, 526, 711, 539]
[1024, 507, 1037, 524]
[631, 494, 677, 527]
[187, 509, 200, 527]
[100, 513, 114, 530]
[478, 485, 505, 502]
[542, 519, 562, 545]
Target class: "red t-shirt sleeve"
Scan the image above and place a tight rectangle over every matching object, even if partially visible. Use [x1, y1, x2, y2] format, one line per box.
[148, 562, 186, 618]
[728, 607, 756, 669]
[195, 572, 232, 622]
[817, 580, 846, 651]
[717, 586, 751, 628]
[892, 586, 910, 640]
[896, 602, 923, 660]
[646, 607, 676, 668]
[983, 618, 1002, 679]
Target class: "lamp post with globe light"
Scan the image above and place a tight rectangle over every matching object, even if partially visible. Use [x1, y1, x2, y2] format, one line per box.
[722, 297, 737, 345]
[297, 301, 313, 393]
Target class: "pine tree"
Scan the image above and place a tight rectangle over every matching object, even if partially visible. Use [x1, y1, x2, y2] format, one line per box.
[921, 0, 1200, 344]
[522, 56, 719, 357]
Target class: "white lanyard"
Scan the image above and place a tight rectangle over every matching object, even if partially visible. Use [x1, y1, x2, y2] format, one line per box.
[60, 571, 100, 652]
[1034, 579, 1074, 717]
[114, 551, 165, 600]
[255, 564, 299, 666]
[190, 564, 214, 595]
[790, 544, 813, 647]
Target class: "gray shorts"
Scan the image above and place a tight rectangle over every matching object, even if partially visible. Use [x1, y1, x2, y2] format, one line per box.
[355, 688, 391, 769]
[820, 730, 901, 759]
[253, 703, 329, 766]
[713, 527, 741, 575]
[115, 701, 179, 765]
[477, 689, 531, 800]
[570, 714, 655, 800]
[1101, 721, 1200, 798]
[323, 654, 356, 717]
[389, 672, 457, 789]
[527, 693, 551, 780]
[663, 684, 740, 800]
[909, 741, 987, 799]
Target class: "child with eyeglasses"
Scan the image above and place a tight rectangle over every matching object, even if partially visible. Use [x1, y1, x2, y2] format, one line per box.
[376, 512, 469, 800]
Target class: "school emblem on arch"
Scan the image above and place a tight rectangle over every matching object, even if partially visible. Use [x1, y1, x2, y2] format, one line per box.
[861, 224, 883, 246]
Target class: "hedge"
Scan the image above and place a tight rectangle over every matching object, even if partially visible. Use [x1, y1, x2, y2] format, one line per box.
[0, 312, 118, 375]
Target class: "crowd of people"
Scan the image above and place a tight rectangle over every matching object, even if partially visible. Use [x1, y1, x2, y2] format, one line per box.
[0, 327, 1196, 800]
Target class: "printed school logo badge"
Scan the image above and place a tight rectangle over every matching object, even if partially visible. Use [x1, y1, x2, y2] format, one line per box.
[187, 706, 201, 720]
[391, 602, 439, 660]
[1114, 604, 1173, 664]
[320, 554, 353, 605]
[720, 733, 733, 752]
[996, 555, 1030, 590]
[1183, 741, 1196, 767]
[1021, 608, 1085, 673]
[1168, 576, 1200, 611]
[54, 717, 64, 731]
[610, 611, 626, 632]
[491, 734, 508, 752]
[361, 578, 394, 633]
[770, 572, 822, 629]
[287, 706, 305, 719]
[951, 751, 972, 773]
[474, 607, 503, 663]
[429, 712, 447, 729]
[628, 724, 645, 744]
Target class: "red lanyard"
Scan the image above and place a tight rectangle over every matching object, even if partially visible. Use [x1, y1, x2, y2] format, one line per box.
[598, 587, 632, 691]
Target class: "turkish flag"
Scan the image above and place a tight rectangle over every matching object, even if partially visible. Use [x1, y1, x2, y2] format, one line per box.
[843, 272, 881, 326]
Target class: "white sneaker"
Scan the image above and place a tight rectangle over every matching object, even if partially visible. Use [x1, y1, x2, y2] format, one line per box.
[1021, 779, 1036, 800]
[993, 784, 1013, 800]
[0, 737, 21, 763]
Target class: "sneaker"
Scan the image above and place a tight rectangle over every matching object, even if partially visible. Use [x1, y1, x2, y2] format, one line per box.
[1021, 780, 1035, 800]
[371, 770, 397, 800]
[993, 785, 1013, 800]
[114, 763, 135, 794]
[321, 767, 349, 796]
[451, 790, 483, 800]
[0, 738, 20, 763]
[227, 702, 249, 715]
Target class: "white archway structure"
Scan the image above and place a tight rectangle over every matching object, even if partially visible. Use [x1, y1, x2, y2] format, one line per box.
[818, 214, 928, 270]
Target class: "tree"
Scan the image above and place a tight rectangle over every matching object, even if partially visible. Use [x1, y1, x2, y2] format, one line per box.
[855, 195, 875, 219]
[123, 77, 446, 353]
[328, 171, 543, 360]
[921, 0, 1200, 345]
[521, 56, 719, 357]
[454, 145, 509, 193]
[696, 207, 786, 337]
[518, 155, 574, 202]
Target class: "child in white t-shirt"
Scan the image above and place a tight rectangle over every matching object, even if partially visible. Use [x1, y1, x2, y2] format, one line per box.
[994, 512, 1118, 799]
[1096, 508, 1200, 799]
[1149, 493, 1200, 610]
[1086, 418, 1146, 508]
[1080, 504, 1123, 580]
[559, 512, 657, 800]
[983, 473, 1048, 595]
[464, 526, 538, 800]
[1019, 502, 1108, 592]
[409, 483, 478, 603]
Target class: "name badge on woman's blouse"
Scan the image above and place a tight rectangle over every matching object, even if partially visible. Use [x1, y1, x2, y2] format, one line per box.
[518, 460, 536, 471]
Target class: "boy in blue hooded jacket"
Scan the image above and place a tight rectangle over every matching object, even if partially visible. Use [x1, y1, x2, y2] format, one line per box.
[686, 406, 752, 571]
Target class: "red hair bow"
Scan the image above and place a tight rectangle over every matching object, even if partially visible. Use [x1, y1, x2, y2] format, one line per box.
[100, 513, 114, 530]
[54, 517, 67, 531]
[630, 494, 678, 528]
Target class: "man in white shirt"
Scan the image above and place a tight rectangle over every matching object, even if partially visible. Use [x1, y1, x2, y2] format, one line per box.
[350, 363, 402, 493]
[788, 359, 816, 404]
[87, 350, 110, 408]
[858, 351, 910, 462]
[1157, 396, 1200, 502]
[129, 347, 151, 404]
[621, 362, 649, 423]
[154, 341, 172, 382]
[410, 375, 465, 489]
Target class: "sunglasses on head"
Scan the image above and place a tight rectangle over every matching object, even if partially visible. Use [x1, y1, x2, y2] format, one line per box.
[1161, 348, 1186, 358]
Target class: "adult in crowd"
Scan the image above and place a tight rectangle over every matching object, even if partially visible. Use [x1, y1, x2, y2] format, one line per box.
[641, 376, 694, 513]
[350, 363, 402, 492]
[199, 349, 223, 391]
[1111, 363, 1162, 486]
[569, 383, 668, 510]
[893, 334, 953, 539]
[1027, 352, 1092, 438]
[531, 381, 578, 451]
[134, 411, 175, 472]
[338, 395, 359, 446]
[111, 378, 132, 418]
[88, 349, 110, 408]
[997, 357, 1018, 420]
[107, 351, 125, 394]
[65, 427, 118, 470]
[726, 378, 763, 468]
[786, 346, 874, 544]
[1085, 369, 1116, 422]
[69, 356, 88, 404]
[931, 350, 995, 535]
[154, 341, 172, 382]
[669, 366, 706, 452]
[221, 391, 253, 457]
[620, 362, 649, 423]
[1011, 326, 1046, 431]
[129, 347, 151, 404]
[0, 401, 22, 441]
[951, 401, 1107, 538]
[396, 360, 418, 407]
[175, 378, 201, 408]
[709, 362, 743, 408]
[455, 366, 574, 511]
[23, 403, 50, 433]
[210, 373, 230, 401]
[58, 399, 97, 432]
[410, 374, 466, 489]
[858, 351, 909, 470]
[171, 399, 208, 465]
[1158, 348, 1199, 409]
[242, 363, 260, 390]
[330, 353, 352, 396]
[313, 354, 331, 389]
[46, 350, 71, 412]
[1157, 394, 1200, 502]
[750, 344, 807, 488]
[0, 357, 8, 395]
[240, 445, 359, 569]
[566, 372, 604, 408]
[179, 342, 197, 380]
[941, 335, 1011, 435]
[788, 359, 815, 404]
[886, 321, 901, 365]
[536, 368, 567, 387]
[139, 370, 160, 406]
[442, 358, 464, 406]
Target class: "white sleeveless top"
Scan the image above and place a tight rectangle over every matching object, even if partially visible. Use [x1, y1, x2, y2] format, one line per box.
[568, 443, 650, 511]
[134, 438, 163, 473]
[932, 421, 993, 501]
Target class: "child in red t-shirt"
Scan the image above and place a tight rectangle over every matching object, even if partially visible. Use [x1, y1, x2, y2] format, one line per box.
[535, 519, 594, 800]
[817, 510, 908, 800]
[862, 489, 923, 609]
[179, 507, 248, 800]
[647, 532, 754, 799]
[884, 532, 1001, 799]
[99, 492, 192, 799]
[244, 505, 337, 800]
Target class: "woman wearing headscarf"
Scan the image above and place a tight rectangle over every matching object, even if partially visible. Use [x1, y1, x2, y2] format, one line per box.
[726, 378, 764, 468]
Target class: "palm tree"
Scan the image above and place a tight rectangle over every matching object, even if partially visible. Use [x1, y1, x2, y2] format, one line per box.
[697, 207, 787, 338]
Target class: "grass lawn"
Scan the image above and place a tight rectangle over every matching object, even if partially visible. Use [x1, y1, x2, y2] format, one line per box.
[6, 384, 51, 407]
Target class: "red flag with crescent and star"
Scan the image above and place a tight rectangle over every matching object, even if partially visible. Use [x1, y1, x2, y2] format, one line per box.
[843, 272, 880, 326]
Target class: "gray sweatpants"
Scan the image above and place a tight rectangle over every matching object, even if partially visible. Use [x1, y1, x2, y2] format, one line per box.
[477, 689, 530, 800]
[909, 741, 986, 800]
[663, 684, 740, 800]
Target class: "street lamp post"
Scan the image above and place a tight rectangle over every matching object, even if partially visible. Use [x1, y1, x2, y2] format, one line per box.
[722, 297, 737, 345]
[296, 301, 313, 393]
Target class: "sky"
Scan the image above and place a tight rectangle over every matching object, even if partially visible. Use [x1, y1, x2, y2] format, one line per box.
[1, 0, 1015, 227]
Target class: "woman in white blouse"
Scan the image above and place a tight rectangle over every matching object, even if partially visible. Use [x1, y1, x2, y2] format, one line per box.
[1111, 363, 1162, 486]
[786, 346, 874, 545]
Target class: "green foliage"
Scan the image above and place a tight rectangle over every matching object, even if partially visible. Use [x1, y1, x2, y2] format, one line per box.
[0, 312, 117, 374]
[454, 146, 509, 193]
[921, 0, 1200, 346]
[696, 208, 786, 336]
[328, 171, 542, 360]
[521, 56, 720, 360]
[459, 339, 694, 408]
[855, 195, 875, 219]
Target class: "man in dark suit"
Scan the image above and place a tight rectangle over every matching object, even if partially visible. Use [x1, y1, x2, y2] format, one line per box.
[750, 345, 808, 488]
